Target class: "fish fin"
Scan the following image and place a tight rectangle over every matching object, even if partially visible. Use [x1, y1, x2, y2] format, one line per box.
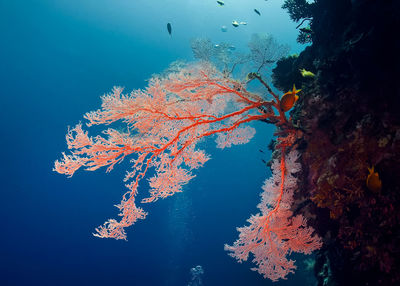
[368, 166, 374, 174]
[292, 84, 301, 94]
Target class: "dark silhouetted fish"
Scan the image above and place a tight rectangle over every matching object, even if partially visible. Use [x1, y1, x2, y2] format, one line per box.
[217, 1, 224, 6]
[254, 9, 261, 16]
[167, 23, 172, 36]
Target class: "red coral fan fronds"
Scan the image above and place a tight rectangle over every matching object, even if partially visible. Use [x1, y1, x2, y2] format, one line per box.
[54, 63, 284, 240]
[55, 61, 321, 282]
[225, 150, 322, 281]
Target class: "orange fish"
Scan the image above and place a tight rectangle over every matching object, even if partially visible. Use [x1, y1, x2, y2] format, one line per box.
[366, 166, 382, 192]
[280, 85, 301, 112]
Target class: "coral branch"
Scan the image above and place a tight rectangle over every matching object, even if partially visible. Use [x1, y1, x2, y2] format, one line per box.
[55, 61, 320, 281]
[225, 150, 322, 281]
[55, 63, 287, 239]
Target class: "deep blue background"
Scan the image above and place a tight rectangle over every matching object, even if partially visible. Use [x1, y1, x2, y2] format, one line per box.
[0, 1, 313, 285]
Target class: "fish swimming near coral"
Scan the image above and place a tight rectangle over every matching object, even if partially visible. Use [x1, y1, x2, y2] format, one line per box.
[280, 85, 301, 112]
[167, 23, 172, 36]
[254, 9, 261, 16]
[366, 166, 382, 192]
[246, 72, 259, 81]
[300, 68, 315, 78]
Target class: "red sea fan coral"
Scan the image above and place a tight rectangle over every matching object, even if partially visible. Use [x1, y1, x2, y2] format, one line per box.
[54, 63, 268, 240]
[225, 150, 322, 281]
[54, 61, 321, 281]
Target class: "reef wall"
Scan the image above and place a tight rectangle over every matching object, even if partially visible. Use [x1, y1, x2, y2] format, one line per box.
[274, 0, 400, 285]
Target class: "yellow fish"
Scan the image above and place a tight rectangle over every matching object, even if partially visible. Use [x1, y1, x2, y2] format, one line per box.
[280, 85, 301, 112]
[366, 166, 382, 192]
[300, 68, 315, 78]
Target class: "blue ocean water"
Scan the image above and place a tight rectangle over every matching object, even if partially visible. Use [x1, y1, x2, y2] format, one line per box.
[0, 1, 312, 285]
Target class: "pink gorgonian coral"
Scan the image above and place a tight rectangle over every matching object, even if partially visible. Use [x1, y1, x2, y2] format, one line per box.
[54, 61, 321, 281]
[54, 63, 271, 240]
[225, 150, 322, 281]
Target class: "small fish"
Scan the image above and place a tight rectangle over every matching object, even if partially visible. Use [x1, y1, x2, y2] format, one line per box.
[167, 23, 172, 36]
[246, 72, 259, 80]
[228, 45, 236, 50]
[254, 9, 261, 15]
[366, 166, 382, 192]
[232, 20, 239, 27]
[239, 21, 247, 25]
[217, 0, 224, 6]
[280, 85, 301, 112]
[300, 68, 315, 78]
[259, 149, 265, 153]
[261, 159, 267, 164]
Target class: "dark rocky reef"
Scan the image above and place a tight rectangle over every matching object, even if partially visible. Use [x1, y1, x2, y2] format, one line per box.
[276, 0, 400, 285]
